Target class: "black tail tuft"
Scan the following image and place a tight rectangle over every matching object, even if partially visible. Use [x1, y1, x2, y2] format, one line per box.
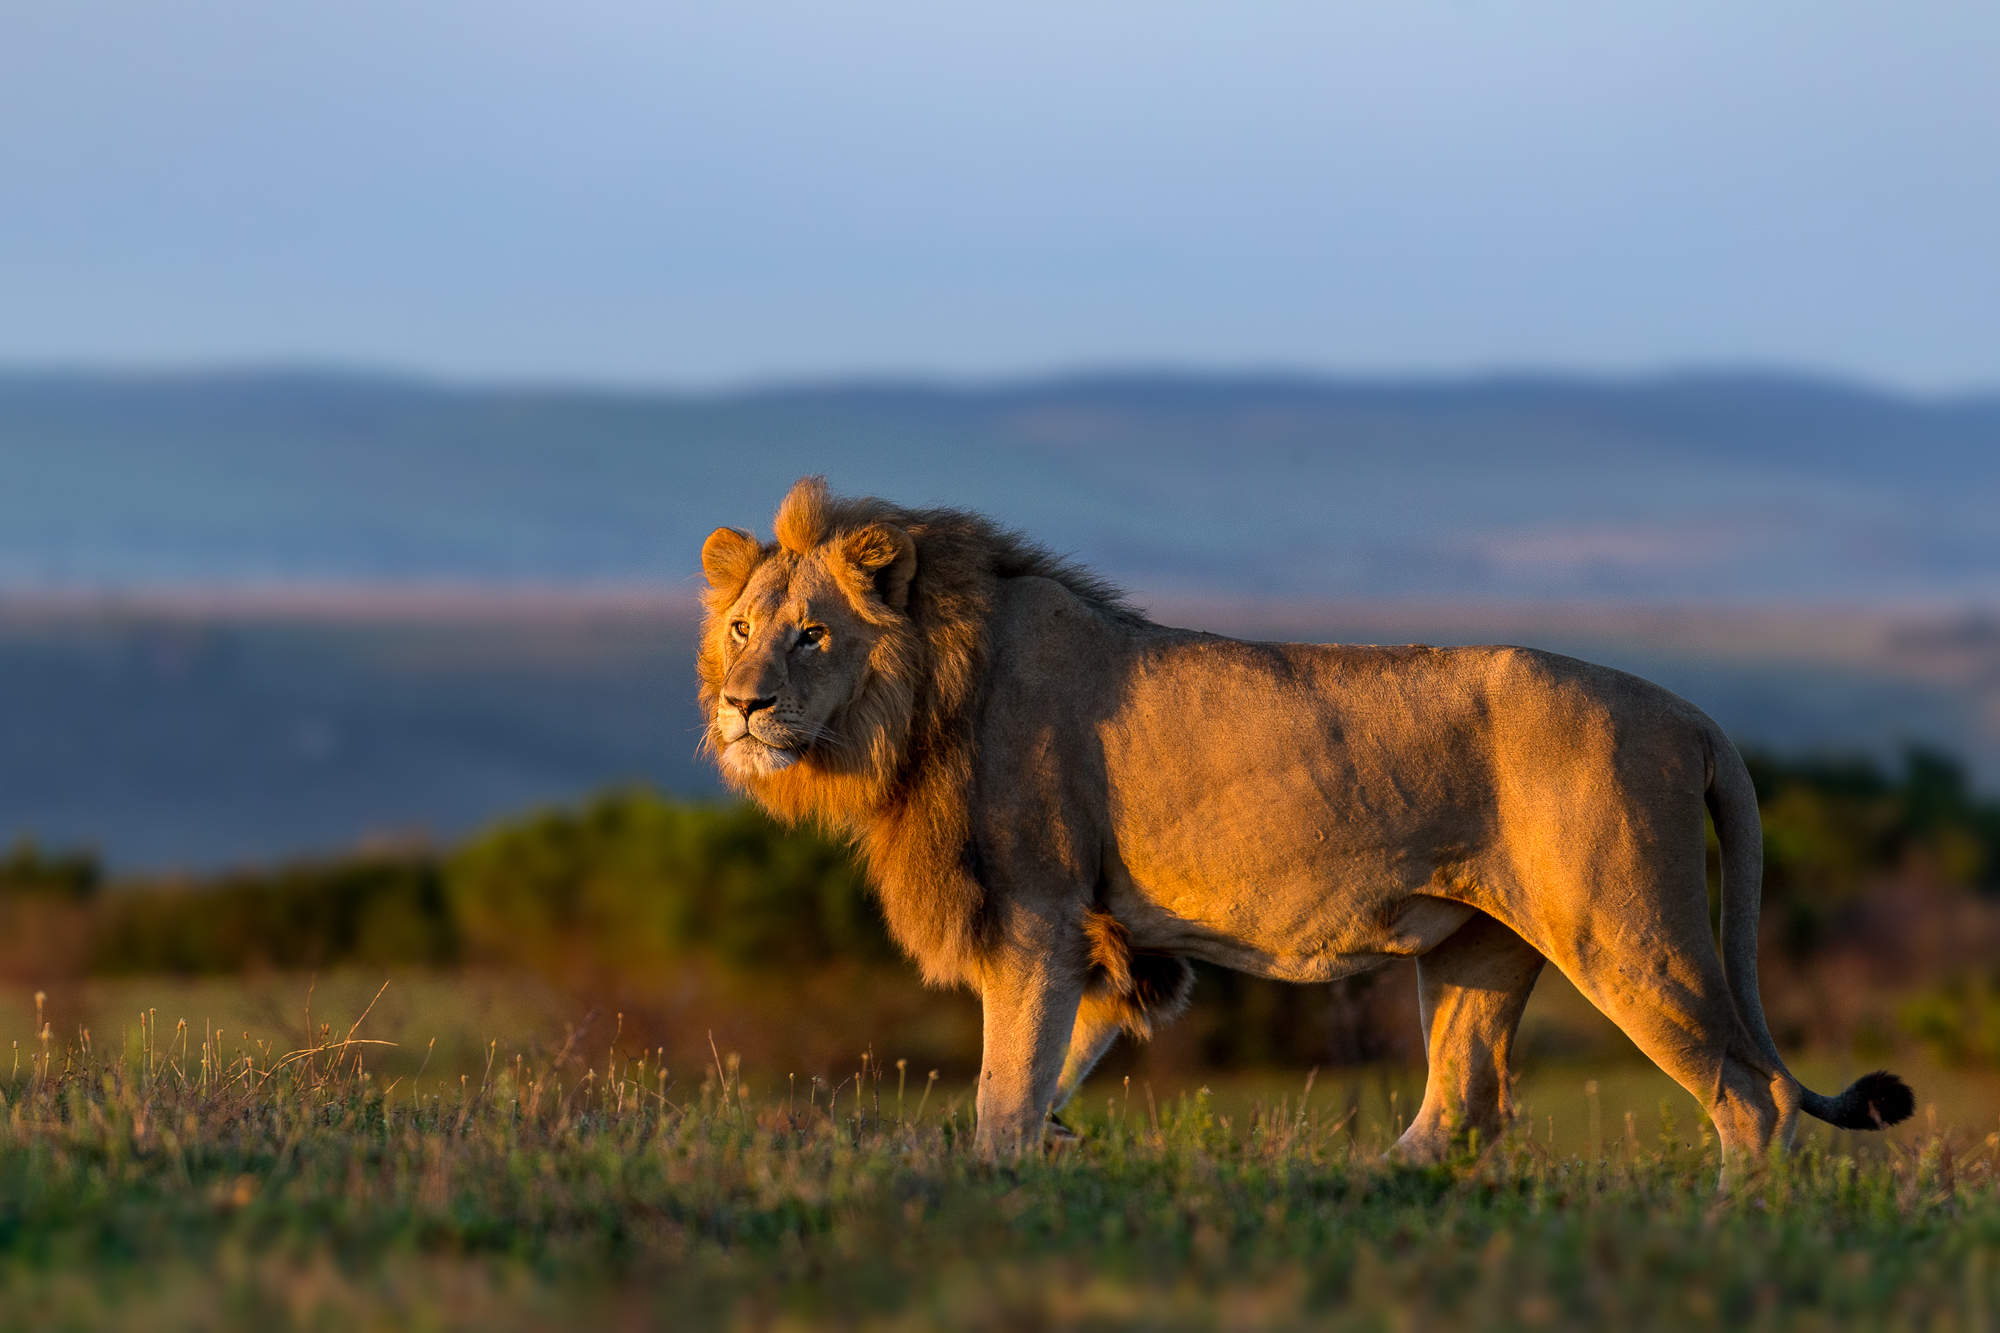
[1816, 1070, 1916, 1131]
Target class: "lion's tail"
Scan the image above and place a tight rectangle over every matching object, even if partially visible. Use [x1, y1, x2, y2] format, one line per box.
[1704, 726, 1915, 1132]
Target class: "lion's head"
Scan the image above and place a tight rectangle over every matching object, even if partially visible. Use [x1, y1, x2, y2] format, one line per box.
[698, 478, 924, 817]
[698, 476, 1143, 980]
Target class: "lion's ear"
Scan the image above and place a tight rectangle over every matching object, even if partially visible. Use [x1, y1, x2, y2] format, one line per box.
[835, 523, 917, 613]
[701, 527, 762, 596]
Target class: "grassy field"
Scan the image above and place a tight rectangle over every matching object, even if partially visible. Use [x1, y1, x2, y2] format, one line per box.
[4, 976, 2000, 1330]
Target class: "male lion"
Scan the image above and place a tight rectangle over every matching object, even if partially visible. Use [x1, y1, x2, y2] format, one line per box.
[699, 477, 1913, 1161]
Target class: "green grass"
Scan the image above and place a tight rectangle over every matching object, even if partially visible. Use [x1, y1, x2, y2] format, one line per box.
[4, 996, 2000, 1333]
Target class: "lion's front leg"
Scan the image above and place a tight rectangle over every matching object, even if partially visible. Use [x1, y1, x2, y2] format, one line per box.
[973, 935, 1086, 1160]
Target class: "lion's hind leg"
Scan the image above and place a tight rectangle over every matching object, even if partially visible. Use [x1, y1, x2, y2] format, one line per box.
[1052, 912, 1194, 1124]
[1523, 891, 1797, 1166]
[1051, 992, 1128, 1122]
[1394, 910, 1546, 1165]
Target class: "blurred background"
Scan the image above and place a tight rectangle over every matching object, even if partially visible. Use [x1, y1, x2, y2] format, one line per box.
[4, 3, 2000, 1110]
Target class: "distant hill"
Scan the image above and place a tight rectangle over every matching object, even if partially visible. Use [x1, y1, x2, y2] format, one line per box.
[3, 369, 1999, 599]
[8, 368, 2000, 869]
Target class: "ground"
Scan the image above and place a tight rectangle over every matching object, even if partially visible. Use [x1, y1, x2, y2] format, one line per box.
[2, 977, 1997, 1330]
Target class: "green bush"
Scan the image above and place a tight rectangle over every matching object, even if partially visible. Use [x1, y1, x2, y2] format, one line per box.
[1900, 974, 2000, 1065]
[0, 839, 100, 902]
[90, 854, 455, 975]
[1744, 746, 2000, 956]
[444, 789, 891, 975]
[75, 791, 893, 984]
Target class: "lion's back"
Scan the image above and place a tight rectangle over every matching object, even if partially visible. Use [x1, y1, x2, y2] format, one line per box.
[984, 582, 1719, 785]
[984, 598, 1721, 874]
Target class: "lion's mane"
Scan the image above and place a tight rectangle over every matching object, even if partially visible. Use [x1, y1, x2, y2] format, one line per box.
[699, 476, 1145, 986]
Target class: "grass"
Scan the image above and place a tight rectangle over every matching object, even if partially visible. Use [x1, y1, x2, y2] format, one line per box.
[4, 983, 2000, 1331]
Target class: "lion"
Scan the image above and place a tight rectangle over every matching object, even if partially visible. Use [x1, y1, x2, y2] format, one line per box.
[698, 477, 1914, 1162]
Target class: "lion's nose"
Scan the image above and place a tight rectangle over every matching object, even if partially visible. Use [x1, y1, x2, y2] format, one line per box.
[725, 692, 778, 717]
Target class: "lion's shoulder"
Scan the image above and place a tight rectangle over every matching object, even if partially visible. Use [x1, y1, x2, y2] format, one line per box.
[986, 575, 1179, 696]
[990, 573, 1161, 634]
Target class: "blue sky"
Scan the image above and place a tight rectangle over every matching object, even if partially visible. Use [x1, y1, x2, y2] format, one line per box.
[3, 2, 1997, 389]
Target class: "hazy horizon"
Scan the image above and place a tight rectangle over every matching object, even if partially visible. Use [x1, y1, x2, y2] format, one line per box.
[6, 358, 2000, 405]
[5, 366, 1999, 603]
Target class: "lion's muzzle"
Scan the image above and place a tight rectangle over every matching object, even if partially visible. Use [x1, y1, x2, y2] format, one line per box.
[714, 705, 803, 777]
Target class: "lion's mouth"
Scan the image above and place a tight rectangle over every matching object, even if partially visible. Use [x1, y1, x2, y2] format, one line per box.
[720, 734, 799, 777]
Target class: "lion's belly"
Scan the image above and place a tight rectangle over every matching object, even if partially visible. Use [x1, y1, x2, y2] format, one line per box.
[1094, 638, 1499, 981]
[1103, 870, 1480, 982]
[1100, 824, 1483, 982]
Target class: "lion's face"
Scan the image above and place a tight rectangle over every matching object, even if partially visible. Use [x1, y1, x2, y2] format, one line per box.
[708, 554, 879, 778]
[699, 515, 918, 787]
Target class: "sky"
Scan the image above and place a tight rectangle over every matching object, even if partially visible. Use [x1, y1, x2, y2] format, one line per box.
[2, 2, 1997, 390]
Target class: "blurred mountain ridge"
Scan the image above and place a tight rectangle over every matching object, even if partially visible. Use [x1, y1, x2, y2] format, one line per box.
[5, 367, 1999, 600]
[11, 366, 2000, 867]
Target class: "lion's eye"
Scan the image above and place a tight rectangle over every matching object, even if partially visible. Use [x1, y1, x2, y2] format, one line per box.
[797, 626, 826, 648]
[729, 620, 750, 640]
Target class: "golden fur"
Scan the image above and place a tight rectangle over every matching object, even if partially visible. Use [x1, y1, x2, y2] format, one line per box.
[701, 478, 1913, 1163]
